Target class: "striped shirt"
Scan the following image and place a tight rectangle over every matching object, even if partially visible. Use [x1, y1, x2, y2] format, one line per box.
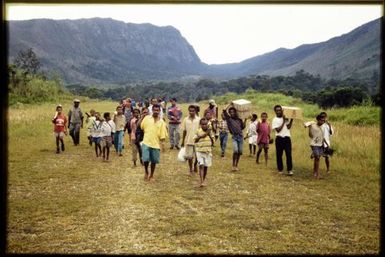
[194, 128, 213, 153]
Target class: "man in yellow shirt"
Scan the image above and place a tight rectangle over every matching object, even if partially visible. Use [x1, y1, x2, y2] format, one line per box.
[140, 104, 167, 181]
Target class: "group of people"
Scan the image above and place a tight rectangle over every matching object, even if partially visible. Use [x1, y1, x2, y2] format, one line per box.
[52, 97, 334, 186]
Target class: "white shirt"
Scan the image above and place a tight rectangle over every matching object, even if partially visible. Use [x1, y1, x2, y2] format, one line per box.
[101, 120, 116, 137]
[309, 123, 325, 146]
[321, 123, 334, 147]
[248, 121, 258, 136]
[272, 117, 291, 137]
[91, 120, 103, 138]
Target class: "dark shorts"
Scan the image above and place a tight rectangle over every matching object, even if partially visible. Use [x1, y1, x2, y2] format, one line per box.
[100, 136, 113, 148]
[311, 146, 324, 158]
[92, 137, 102, 144]
[232, 134, 243, 154]
[141, 144, 160, 164]
[258, 143, 269, 149]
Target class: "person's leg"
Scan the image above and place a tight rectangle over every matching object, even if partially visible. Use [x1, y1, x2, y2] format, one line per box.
[253, 145, 256, 155]
[325, 156, 330, 172]
[55, 136, 60, 153]
[188, 159, 193, 174]
[142, 144, 150, 180]
[149, 163, 156, 180]
[94, 141, 99, 157]
[144, 162, 149, 180]
[114, 132, 119, 152]
[232, 136, 238, 170]
[97, 143, 102, 157]
[118, 131, 124, 155]
[203, 167, 208, 181]
[235, 136, 243, 169]
[169, 124, 175, 148]
[249, 144, 252, 155]
[102, 146, 106, 160]
[285, 137, 293, 172]
[219, 132, 225, 155]
[106, 146, 110, 160]
[74, 124, 81, 145]
[60, 136, 65, 151]
[314, 157, 320, 178]
[199, 165, 204, 186]
[175, 124, 180, 148]
[264, 147, 269, 166]
[69, 124, 76, 145]
[148, 147, 159, 180]
[275, 137, 284, 172]
[131, 139, 138, 166]
[256, 146, 262, 164]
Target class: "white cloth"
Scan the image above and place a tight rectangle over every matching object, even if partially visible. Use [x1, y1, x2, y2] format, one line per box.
[248, 121, 258, 145]
[321, 123, 334, 147]
[309, 124, 325, 146]
[91, 120, 103, 137]
[101, 120, 116, 137]
[272, 117, 291, 137]
[196, 152, 212, 167]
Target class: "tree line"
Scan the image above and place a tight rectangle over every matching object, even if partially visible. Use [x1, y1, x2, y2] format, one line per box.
[8, 48, 381, 108]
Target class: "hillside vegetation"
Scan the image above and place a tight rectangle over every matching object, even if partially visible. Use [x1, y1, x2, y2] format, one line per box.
[7, 91, 380, 254]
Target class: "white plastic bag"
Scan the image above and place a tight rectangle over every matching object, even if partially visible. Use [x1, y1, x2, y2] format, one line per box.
[177, 147, 187, 162]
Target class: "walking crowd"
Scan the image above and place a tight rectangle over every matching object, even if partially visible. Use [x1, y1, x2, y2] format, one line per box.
[52, 97, 335, 186]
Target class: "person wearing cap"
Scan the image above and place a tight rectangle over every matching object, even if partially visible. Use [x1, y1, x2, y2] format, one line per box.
[52, 104, 68, 153]
[167, 97, 183, 150]
[68, 99, 84, 146]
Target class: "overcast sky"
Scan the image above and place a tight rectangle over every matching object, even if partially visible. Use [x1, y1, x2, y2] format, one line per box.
[6, 4, 383, 64]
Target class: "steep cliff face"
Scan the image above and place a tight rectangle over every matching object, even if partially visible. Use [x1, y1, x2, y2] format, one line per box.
[8, 18, 205, 84]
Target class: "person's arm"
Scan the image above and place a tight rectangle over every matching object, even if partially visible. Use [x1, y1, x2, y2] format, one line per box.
[327, 122, 333, 135]
[215, 106, 218, 120]
[80, 110, 84, 128]
[67, 110, 72, 127]
[208, 133, 214, 147]
[308, 125, 313, 138]
[287, 118, 293, 129]
[181, 130, 187, 147]
[275, 116, 286, 133]
[64, 117, 68, 135]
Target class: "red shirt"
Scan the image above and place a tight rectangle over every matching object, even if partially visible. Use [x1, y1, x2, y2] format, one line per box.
[53, 114, 67, 132]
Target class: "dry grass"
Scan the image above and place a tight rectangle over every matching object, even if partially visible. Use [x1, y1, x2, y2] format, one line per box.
[6, 97, 380, 254]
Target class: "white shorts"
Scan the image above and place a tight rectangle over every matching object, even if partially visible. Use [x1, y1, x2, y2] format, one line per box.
[54, 131, 65, 138]
[248, 135, 258, 145]
[196, 152, 212, 167]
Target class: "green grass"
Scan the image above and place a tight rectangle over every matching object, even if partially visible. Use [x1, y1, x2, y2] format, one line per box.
[7, 93, 380, 254]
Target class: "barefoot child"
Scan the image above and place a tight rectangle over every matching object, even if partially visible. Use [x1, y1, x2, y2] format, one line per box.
[218, 112, 229, 158]
[130, 108, 142, 167]
[91, 112, 103, 157]
[256, 112, 271, 166]
[52, 105, 68, 154]
[194, 118, 214, 187]
[100, 112, 115, 162]
[245, 114, 258, 156]
[309, 114, 326, 179]
[320, 112, 334, 172]
[85, 109, 96, 146]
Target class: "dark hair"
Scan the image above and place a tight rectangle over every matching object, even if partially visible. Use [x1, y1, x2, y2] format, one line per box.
[133, 108, 140, 113]
[103, 112, 110, 119]
[171, 97, 177, 102]
[316, 114, 324, 121]
[188, 105, 196, 111]
[252, 114, 258, 119]
[274, 105, 282, 111]
[200, 117, 208, 124]
[261, 112, 268, 116]
[152, 104, 161, 110]
[116, 105, 123, 110]
[228, 107, 237, 113]
[320, 112, 327, 116]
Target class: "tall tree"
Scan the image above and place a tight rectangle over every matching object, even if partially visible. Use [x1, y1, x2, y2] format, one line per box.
[14, 48, 41, 75]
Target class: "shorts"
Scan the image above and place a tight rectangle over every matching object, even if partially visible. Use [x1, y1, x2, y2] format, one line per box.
[258, 143, 269, 149]
[196, 152, 212, 167]
[311, 146, 324, 158]
[141, 144, 160, 164]
[232, 134, 243, 155]
[184, 145, 195, 159]
[92, 137, 102, 144]
[54, 131, 65, 138]
[100, 136, 113, 148]
[248, 135, 258, 145]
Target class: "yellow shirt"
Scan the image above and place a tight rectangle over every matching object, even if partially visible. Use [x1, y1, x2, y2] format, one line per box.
[141, 115, 168, 149]
[194, 128, 213, 153]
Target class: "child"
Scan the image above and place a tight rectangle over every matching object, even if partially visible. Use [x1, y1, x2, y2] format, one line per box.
[256, 112, 271, 166]
[113, 105, 126, 156]
[245, 114, 258, 156]
[91, 112, 103, 157]
[100, 112, 115, 162]
[218, 112, 229, 158]
[85, 109, 96, 146]
[309, 114, 326, 179]
[130, 108, 142, 167]
[194, 118, 214, 187]
[320, 112, 334, 172]
[52, 104, 67, 154]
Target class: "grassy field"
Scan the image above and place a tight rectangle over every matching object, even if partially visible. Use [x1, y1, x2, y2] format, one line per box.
[7, 93, 380, 254]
